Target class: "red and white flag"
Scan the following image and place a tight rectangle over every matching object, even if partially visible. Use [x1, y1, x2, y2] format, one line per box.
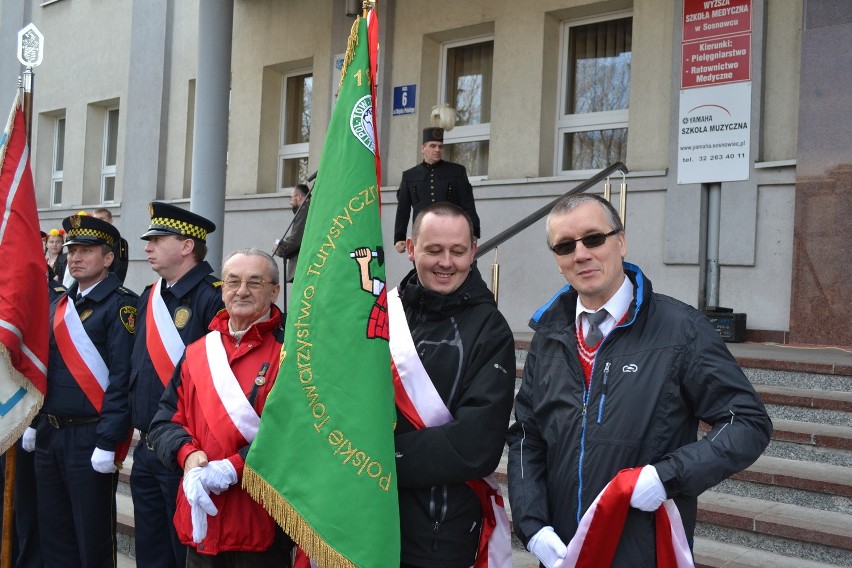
[0, 92, 49, 453]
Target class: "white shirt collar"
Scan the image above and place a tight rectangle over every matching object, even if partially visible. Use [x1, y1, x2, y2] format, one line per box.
[574, 273, 634, 338]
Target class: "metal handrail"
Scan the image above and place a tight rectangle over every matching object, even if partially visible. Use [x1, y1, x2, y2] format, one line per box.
[475, 162, 629, 259]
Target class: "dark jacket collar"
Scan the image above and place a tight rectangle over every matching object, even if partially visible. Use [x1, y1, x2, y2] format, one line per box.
[68, 272, 121, 303]
[398, 264, 495, 317]
[530, 262, 649, 333]
[167, 261, 216, 299]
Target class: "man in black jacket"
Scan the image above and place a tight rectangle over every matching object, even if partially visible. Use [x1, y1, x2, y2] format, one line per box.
[393, 128, 480, 253]
[507, 194, 772, 567]
[390, 202, 515, 567]
[273, 183, 310, 283]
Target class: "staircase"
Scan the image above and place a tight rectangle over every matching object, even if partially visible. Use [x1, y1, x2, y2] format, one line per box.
[502, 339, 852, 567]
[113, 342, 851, 567]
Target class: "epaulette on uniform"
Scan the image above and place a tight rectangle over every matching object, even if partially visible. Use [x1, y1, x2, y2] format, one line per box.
[206, 274, 223, 288]
[52, 285, 66, 294]
[117, 286, 139, 298]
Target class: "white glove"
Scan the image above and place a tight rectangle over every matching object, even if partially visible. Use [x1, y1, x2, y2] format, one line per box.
[183, 466, 219, 543]
[630, 465, 667, 512]
[199, 459, 238, 495]
[91, 448, 117, 473]
[528, 526, 567, 568]
[21, 427, 36, 452]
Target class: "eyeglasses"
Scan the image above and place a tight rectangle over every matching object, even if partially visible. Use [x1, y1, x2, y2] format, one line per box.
[550, 229, 621, 256]
[222, 278, 272, 291]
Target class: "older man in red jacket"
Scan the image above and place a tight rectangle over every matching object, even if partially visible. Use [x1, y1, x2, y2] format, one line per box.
[149, 249, 292, 567]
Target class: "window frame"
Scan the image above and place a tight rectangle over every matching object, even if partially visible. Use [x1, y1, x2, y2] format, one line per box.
[277, 68, 313, 191]
[437, 35, 494, 180]
[50, 115, 65, 207]
[100, 106, 119, 203]
[555, 11, 632, 176]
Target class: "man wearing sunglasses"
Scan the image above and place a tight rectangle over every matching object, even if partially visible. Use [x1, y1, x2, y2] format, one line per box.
[506, 194, 772, 567]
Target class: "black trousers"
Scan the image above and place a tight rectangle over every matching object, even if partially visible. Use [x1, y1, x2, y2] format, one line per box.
[35, 421, 118, 568]
[130, 442, 186, 568]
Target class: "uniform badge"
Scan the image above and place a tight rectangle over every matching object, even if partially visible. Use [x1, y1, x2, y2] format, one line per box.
[148, 203, 154, 217]
[79, 308, 94, 322]
[120, 306, 137, 334]
[70, 215, 82, 229]
[174, 306, 191, 329]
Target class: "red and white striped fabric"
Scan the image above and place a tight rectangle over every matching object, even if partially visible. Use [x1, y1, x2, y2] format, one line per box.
[557, 467, 694, 568]
[145, 278, 186, 387]
[185, 331, 260, 451]
[388, 287, 512, 568]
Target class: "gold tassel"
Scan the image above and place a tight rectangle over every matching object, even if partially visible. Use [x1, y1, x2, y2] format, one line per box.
[243, 466, 358, 568]
[337, 17, 362, 94]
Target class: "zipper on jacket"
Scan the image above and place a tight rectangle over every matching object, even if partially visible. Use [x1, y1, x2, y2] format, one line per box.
[429, 485, 449, 552]
[597, 361, 611, 423]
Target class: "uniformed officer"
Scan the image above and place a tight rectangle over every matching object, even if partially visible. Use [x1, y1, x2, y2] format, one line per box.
[34, 213, 138, 568]
[129, 202, 222, 568]
[393, 127, 481, 253]
[93, 207, 130, 282]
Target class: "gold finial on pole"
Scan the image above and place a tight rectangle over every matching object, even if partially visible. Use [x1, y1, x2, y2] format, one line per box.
[490, 247, 500, 304]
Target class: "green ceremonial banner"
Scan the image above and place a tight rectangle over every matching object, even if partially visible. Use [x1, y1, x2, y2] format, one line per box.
[243, 10, 399, 568]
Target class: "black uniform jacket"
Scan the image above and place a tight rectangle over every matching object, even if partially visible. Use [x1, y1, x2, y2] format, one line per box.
[129, 261, 223, 433]
[42, 273, 138, 452]
[394, 266, 515, 567]
[394, 160, 480, 243]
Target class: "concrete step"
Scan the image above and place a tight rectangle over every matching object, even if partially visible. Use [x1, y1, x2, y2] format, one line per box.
[693, 536, 844, 568]
[696, 491, 852, 566]
[116, 490, 136, 559]
[716, 455, 852, 516]
[755, 384, 852, 412]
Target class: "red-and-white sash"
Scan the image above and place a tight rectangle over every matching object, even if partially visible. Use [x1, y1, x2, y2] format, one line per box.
[559, 468, 694, 568]
[52, 295, 110, 411]
[52, 295, 134, 462]
[146, 279, 186, 387]
[186, 331, 260, 452]
[388, 287, 512, 568]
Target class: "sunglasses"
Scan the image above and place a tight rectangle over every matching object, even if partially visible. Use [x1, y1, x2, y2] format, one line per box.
[550, 229, 621, 256]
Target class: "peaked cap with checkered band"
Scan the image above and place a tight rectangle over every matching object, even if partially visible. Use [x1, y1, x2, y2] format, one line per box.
[62, 214, 120, 247]
[140, 202, 216, 242]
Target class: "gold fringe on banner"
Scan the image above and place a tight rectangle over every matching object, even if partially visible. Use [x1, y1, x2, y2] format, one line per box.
[337, 16, 361, 94]
[243, 466, 357, 568]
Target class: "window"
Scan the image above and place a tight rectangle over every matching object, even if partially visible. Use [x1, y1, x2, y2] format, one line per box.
[101, 107, 119, 202]
[439, 38, 493, 177]
[278, 71, 312, 190]
[556, 14, 632, 173]
[51, 116, 65, 207]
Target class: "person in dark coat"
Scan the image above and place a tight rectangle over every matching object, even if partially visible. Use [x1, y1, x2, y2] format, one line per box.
[29, 213, 138, 568]
[393, 128, 480, 253]
[506, 194, 772, 568]
[129, 202, 222, 568]
[93, 207, 129, 283]
[273, 183, 310, 283]
[391, 203, 515, 567]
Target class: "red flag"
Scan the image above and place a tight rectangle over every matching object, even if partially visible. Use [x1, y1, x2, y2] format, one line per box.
[0, 92, 49, 453]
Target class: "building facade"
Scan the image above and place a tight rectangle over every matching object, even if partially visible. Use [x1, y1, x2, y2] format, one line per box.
[1, 0, 848, 345]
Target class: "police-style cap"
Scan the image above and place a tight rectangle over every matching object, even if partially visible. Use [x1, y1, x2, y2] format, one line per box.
[422, 127, 444, 144]
[141, 202, 216, 242]
[62, 214, 120, 247]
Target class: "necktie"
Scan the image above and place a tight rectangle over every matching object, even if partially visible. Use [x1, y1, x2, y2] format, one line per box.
[585, 310, 608, 346]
